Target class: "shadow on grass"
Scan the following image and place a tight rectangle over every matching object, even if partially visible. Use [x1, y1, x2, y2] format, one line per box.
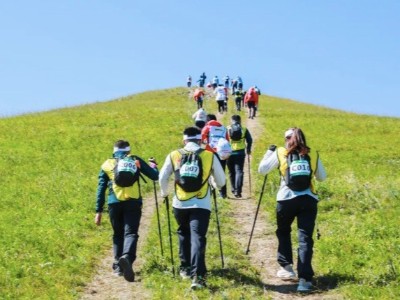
[207, 267, 265, 292]
[263, 273, 356, 295]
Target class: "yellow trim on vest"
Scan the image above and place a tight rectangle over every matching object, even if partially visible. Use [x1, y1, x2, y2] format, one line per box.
[228, 125, 247, 151]
[170, 149, 214, 201]
[101, 156, 141, 200]
[277, 147, 317, 194]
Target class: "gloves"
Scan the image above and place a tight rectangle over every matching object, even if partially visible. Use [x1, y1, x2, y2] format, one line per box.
[148, 157, 158, 169]
[268, 145, 277, 151]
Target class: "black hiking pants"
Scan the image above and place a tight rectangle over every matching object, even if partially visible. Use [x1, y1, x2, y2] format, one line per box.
[227, 153, 245, 195]
[217, 100, 225, 113]
[276, 195, 317, 281]
[173, 208, 211, 278]
[108, 200, 142, 266]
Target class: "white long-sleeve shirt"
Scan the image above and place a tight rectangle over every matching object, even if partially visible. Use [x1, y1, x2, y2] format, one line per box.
[258, 149, 327, 201]
[159, 142, 226, 211]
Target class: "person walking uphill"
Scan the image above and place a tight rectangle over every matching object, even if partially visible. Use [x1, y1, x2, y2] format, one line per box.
[227, 115, 252, 198]
[201, 114, 231, 198]
[258, 128, 327, 293]
[95, 140, 159, 282]
[159, 126, 226, 290]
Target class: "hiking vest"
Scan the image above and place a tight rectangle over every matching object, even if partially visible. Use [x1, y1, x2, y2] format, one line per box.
[228, 125, 247, 151]
[170, 149, 214, 201]
[101, 156, 141, 200]
[277, 147, 318, 194]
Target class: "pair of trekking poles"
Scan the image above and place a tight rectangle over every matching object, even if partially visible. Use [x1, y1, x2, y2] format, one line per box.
[152, 182, 225, 277]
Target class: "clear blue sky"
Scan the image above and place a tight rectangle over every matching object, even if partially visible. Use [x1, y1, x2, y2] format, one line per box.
[1, 0, 399, 117]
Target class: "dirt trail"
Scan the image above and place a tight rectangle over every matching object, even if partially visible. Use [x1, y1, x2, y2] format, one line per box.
[80, 192, 154, 300]
[228, 112, 341, 299]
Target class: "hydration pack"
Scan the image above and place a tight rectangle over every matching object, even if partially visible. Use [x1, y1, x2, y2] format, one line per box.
[284, 152, 312, 191]
[229, 123, 243, 141]
[113, 156, 140, 187]
[175, 149, 204, 192]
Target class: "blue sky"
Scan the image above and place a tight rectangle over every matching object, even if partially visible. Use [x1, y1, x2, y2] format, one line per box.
[0, 0, 399, 117]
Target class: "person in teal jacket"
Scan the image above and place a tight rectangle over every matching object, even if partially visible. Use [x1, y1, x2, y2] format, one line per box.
[95, 139, 159, 282]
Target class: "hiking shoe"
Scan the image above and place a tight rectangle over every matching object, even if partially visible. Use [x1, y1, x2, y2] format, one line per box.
[219, 192, 227, 199]
[191, 275, 206, 290]
[179, 267, 191, 280]
[297, 278, 313, 293]
[118, 255, 135, 282]
[277, 264, 296, 281]
[112, 262, 123, 276]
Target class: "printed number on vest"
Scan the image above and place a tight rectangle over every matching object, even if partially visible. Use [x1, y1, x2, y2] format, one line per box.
[285, 153, 312, 191]
[175, 150, 204, 192]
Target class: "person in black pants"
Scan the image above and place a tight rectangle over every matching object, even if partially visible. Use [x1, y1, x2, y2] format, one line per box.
[95, 140, 159, 282]
[227, 115, 252, 198]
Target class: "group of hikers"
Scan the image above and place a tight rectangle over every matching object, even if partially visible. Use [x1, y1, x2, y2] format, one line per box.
[94, 81, 327, 293]
[191, 73, 261, 119]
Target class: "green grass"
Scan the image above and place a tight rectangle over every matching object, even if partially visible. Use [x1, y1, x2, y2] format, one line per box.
[0, 87, 399, 299]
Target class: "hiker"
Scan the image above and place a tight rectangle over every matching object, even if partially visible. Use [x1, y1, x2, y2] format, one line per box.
[258, 128, 327, 293]
[187, 75, 192, 88]
[193, 88, 205, 109]
[159, 126, 226, 290]
[231, 78, 238, 94]
[214, 84, 228, 114]
[95, 140, 159, 282]
[254, 85, 261, 116]
[192, 107, 207, 129]
[197, 72, 207, 88]
[237, 76, 243, 90]
[233, 89, 245, 111]
[212, 76, 219, 89]
[201, 114, 230, 198]
[227, 115, 252, 198]
[223, 75, 230, 88]
[244, 87, 258, 119]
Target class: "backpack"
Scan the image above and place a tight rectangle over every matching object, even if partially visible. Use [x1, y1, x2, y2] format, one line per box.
[284, 152, 312, 191]
[216, 138, 232, 160]
[229, 123, 243, 141]
[113, 156, 140, 187]
[175, 149, 204, 192]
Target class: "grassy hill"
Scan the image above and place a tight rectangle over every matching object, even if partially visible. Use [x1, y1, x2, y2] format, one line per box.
[0, 87, 398, 299]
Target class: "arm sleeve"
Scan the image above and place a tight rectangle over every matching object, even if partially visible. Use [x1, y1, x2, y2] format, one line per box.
[258, 150, 279, 175]
[314, 158, 327, 182]
[158, 154, 174, 197]
[96, 169, 109, 213]
[137, 157, 159, 181]
[211, 154, 226, 189]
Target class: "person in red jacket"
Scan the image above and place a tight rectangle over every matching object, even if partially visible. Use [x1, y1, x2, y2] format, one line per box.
[244, 87, 259, 119]
[193, 88, 205, 109]
[201, 114, 230, 198]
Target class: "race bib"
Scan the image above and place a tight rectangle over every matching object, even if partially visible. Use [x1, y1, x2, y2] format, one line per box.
[289, 160, 311, 177]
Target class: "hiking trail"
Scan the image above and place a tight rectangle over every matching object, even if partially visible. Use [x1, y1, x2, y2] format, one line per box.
[81, 91, 341, 299]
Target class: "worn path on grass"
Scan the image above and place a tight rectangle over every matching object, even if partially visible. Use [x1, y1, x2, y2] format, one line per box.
[80, 191, 154, 300]
[228, 113, 341, 299]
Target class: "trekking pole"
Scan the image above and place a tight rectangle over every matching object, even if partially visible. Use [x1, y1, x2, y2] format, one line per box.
[245, 175, 268, 255]
[164, 196, 175, 276]
[212, 188, 225, 268]
[247, 154, 252, 196]
[153, 181, 164, 256]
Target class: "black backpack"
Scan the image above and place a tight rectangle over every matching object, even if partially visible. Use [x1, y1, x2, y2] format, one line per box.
[229, 123, 243, 141]
[284, 152, 312, 191]
[113, 156, 140, 187]
[174, 149, 204, 192]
